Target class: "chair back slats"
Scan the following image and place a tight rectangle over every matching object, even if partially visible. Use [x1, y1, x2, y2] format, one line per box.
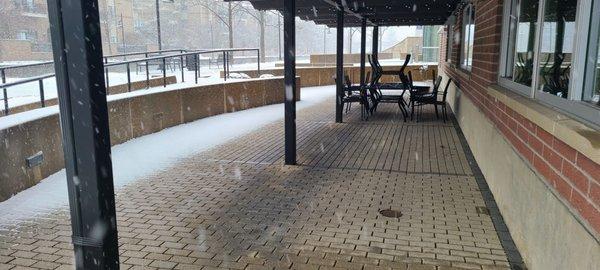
[432, 76, 443, 95]
[399, 54, 411, 75]
[441, 78, 452, 102]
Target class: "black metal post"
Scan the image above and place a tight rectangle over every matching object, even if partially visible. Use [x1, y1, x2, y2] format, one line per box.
[126, 63, 131, 92]
[283, 0, 296, 165]
[180, 55, 184, 82]
[162, 58, 167, 87]
[105, 67, 109, 88]
[47, 0, 119, 269]
[195, 54, 199, 84]
[39, 80, 45, 107]
[257, 49, 261, 76]
[372, 26, 379, 63]
[227, 51, 231, 78]
[2, 69, 8, 115]
[360, 18, 367, 86]
[223, 51, 227, 81]
[145, 53, 150, 89]
[335, 5, 344, 123]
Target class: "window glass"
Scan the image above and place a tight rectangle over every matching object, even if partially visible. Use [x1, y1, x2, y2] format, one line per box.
[461, 5, 475, 70]
[447, 23, 456, 63]
[536, 0, 578, 98]
[504, 0, 539, 86]
[588, 26, 600, 105]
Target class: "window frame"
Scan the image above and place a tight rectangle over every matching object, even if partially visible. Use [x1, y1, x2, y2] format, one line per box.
[582, 0, 600, 105]
[498, 0, 537, 96]
[446, 19, 455, 63]
[498, 0, 600, 127]
[460, 4, 475, 71]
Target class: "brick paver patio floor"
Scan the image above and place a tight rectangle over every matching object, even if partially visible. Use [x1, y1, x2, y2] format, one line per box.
[0, 92, 522, 270]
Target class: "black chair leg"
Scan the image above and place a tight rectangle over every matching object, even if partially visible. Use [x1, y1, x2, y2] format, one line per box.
[434, 104, 439, 119]
[443, 105, 448, 123]
[398, 100, 407, 122]
[410, 100, 415, 121]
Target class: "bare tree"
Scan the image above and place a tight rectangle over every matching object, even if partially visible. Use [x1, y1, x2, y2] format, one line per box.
[379, 27, 389, 52]
[189, 0, 239, 48]
[235, 3, 267, 62]
[347, 28, 359, 53]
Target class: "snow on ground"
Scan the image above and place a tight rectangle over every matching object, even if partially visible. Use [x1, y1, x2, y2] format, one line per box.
[0, 85, 335, 228]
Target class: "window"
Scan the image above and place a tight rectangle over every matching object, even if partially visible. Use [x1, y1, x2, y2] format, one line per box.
[536, 0, 577, 99]
[583, 0, 600, 106]
[499, 0, 600, 126]
[460, 4, 475, 71]
[15, 30, 36, 41]
[500, 0, 539, 91]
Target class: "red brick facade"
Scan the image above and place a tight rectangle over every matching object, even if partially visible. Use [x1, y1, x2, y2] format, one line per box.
[441, 0, 600, 233]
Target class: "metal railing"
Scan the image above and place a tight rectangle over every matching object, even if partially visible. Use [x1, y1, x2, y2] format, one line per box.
[0, 48, 260, 115]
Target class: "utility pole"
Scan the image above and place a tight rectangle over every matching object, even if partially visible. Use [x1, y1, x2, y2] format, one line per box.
[103, 0, 112, 55]
[156, 0, 162, 50]
[228, 2, 233, 48]
[259, 11, 265, 62]
[323, 26, 327, 54]
[120, 13, 126, 55]
[278, 13, 282, 60]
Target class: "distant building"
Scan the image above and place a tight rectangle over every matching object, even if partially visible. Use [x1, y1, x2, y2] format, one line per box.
[422, 25, 441, 62]
[0, 0, 212, 62]
[382, 25, 441, 63]
[0, 0, 53, 61]
[383, 36, 423, 62]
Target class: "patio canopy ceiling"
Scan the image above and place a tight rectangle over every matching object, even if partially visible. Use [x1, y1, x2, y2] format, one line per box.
[225, 0, 462, 27]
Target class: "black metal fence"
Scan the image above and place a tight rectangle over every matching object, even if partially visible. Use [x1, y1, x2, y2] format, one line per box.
[0, 48, 260, 115]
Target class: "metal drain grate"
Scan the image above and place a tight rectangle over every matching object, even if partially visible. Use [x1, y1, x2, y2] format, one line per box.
[379, 209, 403, 218]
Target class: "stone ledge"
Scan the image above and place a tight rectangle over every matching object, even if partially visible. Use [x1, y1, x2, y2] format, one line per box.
[487, 84, 600, 165]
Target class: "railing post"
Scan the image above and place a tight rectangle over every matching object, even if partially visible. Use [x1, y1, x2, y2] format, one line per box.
[223, 51, 227, 81]
[257, 49, 261, 76]
[194, 54, 199, 84]
[39, 79, 45, 107]
[180, 55, 185, 82]
[126, 63, 131, 92]
[105, 67, 110, 89]
[145, 53, 150, 89]
[1, 69, 8, 115]
[162, 57, 167, 87]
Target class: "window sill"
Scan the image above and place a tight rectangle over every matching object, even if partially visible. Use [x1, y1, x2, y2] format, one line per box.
[487, 84, 600, 164]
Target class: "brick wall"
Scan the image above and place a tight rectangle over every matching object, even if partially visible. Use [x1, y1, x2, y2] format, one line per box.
[441, 0, 600, 233]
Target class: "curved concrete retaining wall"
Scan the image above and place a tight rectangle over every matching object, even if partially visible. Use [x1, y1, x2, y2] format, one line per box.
[224, 64, 438, 87]
[0, 76, 300, 202]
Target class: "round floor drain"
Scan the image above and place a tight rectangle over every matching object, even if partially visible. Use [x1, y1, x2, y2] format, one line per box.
[379, 209, 403, 218]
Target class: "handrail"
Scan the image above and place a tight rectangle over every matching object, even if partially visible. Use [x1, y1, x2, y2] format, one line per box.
[0, 74, 55, 89]
[0, 48, 188, 71]
[1, 48, 261, 116]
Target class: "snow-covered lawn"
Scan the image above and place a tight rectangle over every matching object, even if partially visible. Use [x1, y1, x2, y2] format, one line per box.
[0, 85, 335, 228]
[0, 61, 277, 110]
